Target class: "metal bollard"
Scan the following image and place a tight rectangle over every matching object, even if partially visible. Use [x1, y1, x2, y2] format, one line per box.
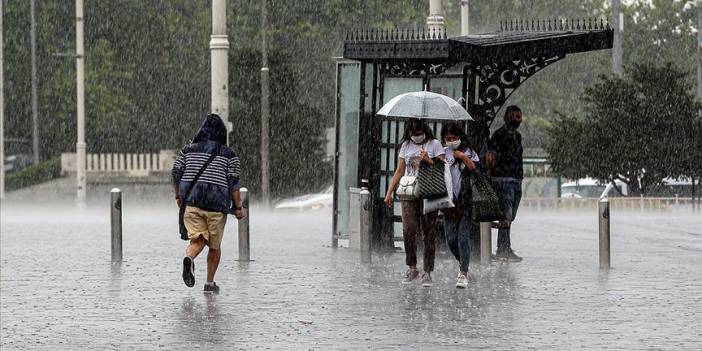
[598, 198, 610, 270]
[238, 187, 250, 261]
[110, 188, 123, 263]
[480, 222, 492, 265]
[359, 188, 372, 263]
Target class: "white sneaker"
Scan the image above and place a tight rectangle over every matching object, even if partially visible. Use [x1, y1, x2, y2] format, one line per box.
[421, 272, 433, 287]
[455, 273, 468, 289]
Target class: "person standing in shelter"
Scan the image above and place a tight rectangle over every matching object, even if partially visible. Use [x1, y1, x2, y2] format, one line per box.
[172, 114, 246, 293]
[487, 106, 524, 262]
[384, 118, 445, 287]
[440, 122, 479, 288]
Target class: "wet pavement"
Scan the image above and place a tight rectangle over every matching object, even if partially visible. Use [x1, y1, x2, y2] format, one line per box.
[1, 203, 701, 350]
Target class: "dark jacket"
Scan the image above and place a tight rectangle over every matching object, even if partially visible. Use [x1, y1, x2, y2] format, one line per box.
[488, 125, 523, 179]
[171, 114, 241, 213]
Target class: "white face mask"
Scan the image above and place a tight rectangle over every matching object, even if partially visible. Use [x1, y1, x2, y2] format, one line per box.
[410, 134, 425, 144]
[446, 140, 461, 150]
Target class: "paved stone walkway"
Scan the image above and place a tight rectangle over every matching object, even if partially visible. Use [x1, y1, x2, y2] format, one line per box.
[1, 203, 700, 350]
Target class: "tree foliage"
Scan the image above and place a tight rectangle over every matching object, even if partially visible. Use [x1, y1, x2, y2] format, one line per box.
[546, 62, 701, 195]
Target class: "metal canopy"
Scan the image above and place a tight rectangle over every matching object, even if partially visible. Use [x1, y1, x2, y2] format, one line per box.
[344, 19, 613, 64]
[343, 19, 613, 129]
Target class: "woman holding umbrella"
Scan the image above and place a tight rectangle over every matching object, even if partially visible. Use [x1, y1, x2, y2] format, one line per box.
[384, 118, 445, 287]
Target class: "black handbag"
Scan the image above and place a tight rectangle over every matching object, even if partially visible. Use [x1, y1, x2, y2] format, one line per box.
[417, 158, 448, 199]
[469, 171, 505, 222]
[178, 146, 220, 240]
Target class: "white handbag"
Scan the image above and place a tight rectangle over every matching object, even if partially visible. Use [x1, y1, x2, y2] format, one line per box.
[396, 175, 419, 200]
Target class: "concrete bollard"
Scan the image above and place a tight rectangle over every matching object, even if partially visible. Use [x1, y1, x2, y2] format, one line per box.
[359, 188, 371, 263]
[598, 198, 610, 270]
[238, 187, 250, 261]
[480, 222, 492, 265]
[110, 188, 123, 263]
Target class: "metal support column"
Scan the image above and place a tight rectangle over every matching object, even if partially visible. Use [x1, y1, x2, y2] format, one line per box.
[480, 222, 491, 265]
[360, 188, 371, 263]
[111, 188, 123, 262]
[599, 198, 611, 270]
[238, 188, 250, 261]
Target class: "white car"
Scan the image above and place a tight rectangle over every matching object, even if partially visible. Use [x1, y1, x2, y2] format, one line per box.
[274, 185, 333, 210]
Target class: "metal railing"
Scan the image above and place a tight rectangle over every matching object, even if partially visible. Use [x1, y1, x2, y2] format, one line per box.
[519, 197, 697, 211]
[61, 150, 176, 176]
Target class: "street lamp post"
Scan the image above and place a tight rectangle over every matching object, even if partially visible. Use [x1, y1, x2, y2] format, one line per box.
[697, 0, 701, 116]
[76, 0, 86, 203]
[427, 0, 445, 33]
[260, 0, 271, 207]
[30, 0, 39, 164]
[612, 0, 623, 76]
[1, 0, 5, 199]
[460, 0, 470, 36]
[211, 0, 230, 142]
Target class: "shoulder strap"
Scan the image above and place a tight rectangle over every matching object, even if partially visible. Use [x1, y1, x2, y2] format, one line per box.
[181, 145, 221, 206]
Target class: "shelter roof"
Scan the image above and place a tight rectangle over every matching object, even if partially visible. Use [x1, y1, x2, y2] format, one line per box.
[343, 19, 613, 64]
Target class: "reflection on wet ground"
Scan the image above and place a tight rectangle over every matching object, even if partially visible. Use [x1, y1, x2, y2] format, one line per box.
[1, 205, 701, 349]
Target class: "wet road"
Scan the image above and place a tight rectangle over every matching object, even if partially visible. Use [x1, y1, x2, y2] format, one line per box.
[1, 203, 701, 350]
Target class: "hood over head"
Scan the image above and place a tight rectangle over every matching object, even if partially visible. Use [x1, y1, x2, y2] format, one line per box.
[193, 114, 227, 145]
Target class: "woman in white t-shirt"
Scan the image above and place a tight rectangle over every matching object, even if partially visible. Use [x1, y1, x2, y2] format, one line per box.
[384, 118, 445, 287]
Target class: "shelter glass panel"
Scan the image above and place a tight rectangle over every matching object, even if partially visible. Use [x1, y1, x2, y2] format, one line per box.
[335, 62, 361, 239]
[428, 77, 464, 102]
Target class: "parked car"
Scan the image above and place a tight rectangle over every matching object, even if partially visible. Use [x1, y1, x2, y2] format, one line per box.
[560, 177, 628, 198]
[274, 185, 333, 210]
[3, 138, 34, 174]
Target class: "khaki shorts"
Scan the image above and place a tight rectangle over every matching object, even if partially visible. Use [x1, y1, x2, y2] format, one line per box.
[183, 206, 227, 250]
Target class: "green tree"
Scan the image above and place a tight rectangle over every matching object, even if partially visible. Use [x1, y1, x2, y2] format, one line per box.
[546, 62, 701, 195]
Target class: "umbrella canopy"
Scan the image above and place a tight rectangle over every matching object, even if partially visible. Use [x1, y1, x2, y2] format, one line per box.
[376, 91, 473, 121]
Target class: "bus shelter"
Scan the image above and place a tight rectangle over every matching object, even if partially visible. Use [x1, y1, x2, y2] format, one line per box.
[333, 19, 613, 250]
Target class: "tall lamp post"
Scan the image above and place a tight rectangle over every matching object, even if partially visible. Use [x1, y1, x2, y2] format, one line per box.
[697, 0, 701, 117]
[427, 0, 445, 33]
[30, 0, 39, 164]
[460, 0, 470, 36]
[260, 0, 271, 207]
[211, 0, 230, 141]
[612, 0, 623, 76]
[1, 0, 5, 199]
[76, 0, 86, 203]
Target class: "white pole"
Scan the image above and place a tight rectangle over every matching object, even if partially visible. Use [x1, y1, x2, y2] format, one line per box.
[260, 0, 270, 207]
[0, 0, 4, 199]
[211, 0, 230, 142]
[30, 0, 39, 164]
[76, 0, 87, 203]
[612, 0, 623, 76]
[460, 0, 470, 36]
[427, 0, 445, 34]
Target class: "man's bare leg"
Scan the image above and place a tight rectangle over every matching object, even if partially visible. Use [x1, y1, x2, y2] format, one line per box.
[186, 236, 207, 259]
[206, 248, 221, 283]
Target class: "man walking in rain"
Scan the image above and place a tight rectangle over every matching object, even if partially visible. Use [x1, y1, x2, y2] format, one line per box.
[172, 114, 246, 293]
[487, 106, 524, 262]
